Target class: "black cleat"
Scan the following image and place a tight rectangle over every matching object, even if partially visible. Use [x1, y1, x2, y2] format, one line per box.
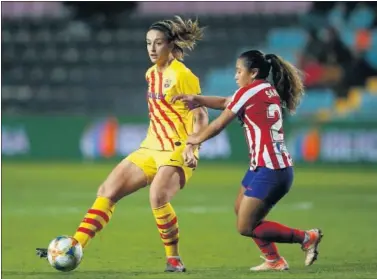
[36, 248, 48, 259]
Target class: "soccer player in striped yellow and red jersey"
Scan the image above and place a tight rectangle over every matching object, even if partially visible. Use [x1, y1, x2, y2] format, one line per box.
[143, 57, 201, 153]
[36, 16, 208, 272]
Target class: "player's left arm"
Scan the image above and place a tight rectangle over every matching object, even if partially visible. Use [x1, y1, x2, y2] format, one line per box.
[192, 106, 209, 144]
[179, 70, 209, 142]
[179, 71, 208, 166]
[187, 109, 235, 145]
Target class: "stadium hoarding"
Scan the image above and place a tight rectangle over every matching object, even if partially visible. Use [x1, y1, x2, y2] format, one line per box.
[285, 121, 377, 164]
[2, 116, 86, 160]
[79, 117, 235, 161]
[1, 116, 239, 162]
[2, 116, 377, 164]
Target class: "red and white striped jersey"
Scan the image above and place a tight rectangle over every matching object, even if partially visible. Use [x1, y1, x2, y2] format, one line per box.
[227, 80, 293, 170]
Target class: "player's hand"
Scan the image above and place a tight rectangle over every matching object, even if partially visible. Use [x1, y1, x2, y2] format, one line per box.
[183, 145, 197, 168]
[171, 95, 199, 109]
[171, 94, 195, 104]
[186, 134, 201, 145]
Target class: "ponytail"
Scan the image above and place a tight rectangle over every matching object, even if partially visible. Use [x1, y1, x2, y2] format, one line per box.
[265, 54, 305, 114]
[239, 50, 305, 114]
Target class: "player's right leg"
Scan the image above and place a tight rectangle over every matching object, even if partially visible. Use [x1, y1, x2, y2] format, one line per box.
[72, 158, 149, 248]
[36, 149, 153, 258]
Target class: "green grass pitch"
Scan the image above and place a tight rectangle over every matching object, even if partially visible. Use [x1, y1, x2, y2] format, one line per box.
[2, 162, 377, 279]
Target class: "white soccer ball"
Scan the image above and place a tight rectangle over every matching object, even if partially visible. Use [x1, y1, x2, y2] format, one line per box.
[47, 236, 83, 272]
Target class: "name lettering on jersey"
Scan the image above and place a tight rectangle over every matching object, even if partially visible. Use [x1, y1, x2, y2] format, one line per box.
[266, 89, 279, 98]
[148, 92, 166, 100]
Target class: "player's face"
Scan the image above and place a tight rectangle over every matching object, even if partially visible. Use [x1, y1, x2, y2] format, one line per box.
[146, 30, 173, 64]
[235, 58, 258, 87]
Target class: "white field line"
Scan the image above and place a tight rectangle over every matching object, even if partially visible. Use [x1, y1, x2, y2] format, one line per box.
[2, 202, 314, 217]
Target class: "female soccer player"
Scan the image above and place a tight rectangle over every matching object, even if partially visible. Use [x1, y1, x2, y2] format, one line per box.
[172, 50, 323, 271]
[36, 16, 208, 272]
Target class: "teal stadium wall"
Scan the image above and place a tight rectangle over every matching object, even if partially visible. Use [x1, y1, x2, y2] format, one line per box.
[3, 116, 377, 165]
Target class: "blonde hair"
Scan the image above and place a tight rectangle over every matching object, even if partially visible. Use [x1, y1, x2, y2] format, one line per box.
[150, 16, 205, 60]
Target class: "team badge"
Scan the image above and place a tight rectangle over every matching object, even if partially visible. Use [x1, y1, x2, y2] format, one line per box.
[164, 79, 172, 88]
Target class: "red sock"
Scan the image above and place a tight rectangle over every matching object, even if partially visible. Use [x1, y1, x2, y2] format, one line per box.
[253, 238, 280, 261]
[252, 220, 306, 243]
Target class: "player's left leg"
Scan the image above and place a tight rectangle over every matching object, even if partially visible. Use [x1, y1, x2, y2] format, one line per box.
[234, 187, 244, 215]
[149, 161, 190, 272]
[237, 194, 289, 271]
[234, 186, 281, 266]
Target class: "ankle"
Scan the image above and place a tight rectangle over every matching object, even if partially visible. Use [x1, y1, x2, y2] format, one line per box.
[302, 232, 310, 244]
[265, 255, 280, 262]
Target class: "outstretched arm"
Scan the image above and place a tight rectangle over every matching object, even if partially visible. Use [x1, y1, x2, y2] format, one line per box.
[172, 95, 232, 110]
[186, 109, 236, 146]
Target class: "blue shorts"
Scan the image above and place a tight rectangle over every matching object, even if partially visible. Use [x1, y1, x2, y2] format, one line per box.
[241, 167, 294, 207]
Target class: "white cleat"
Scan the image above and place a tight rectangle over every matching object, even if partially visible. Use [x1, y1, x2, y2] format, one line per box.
[302, 228, 324, 266]
[250, 256, 289, 271]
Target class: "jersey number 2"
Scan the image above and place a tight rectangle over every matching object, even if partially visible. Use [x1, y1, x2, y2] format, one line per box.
[267, 104, 284, 142]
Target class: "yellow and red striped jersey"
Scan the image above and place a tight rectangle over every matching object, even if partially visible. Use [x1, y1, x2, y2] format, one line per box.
[141, 59, 201, 151]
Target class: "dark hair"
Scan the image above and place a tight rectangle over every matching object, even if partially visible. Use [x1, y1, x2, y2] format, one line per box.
[239, 50, 305, 114]
[149, 16, 204, 60]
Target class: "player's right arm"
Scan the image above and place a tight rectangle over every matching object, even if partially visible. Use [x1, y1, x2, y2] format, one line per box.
[172, 95, 232, 110]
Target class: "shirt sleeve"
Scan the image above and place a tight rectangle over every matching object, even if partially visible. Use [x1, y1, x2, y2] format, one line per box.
[178, 70, 201, 96]
[226, 86, 262, 114]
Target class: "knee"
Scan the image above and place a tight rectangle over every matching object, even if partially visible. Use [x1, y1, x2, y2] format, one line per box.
[237, 224, 254, 237]
[149, 188, 169, 208]
[97, 183, 114, 200]
[97, 182, 123, 203]
[97, 183, 105, 197]
[237, 219, 259, 237]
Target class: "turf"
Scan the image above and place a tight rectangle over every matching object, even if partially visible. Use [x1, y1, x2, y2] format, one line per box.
[2, 162, 377, 279]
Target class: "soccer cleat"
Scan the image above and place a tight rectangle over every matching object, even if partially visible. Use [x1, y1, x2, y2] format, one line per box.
[165, 257, 186, 272]
[301, 228, 323, 266]
[36, 248, 48, 259]
[250, 256, 289, 271]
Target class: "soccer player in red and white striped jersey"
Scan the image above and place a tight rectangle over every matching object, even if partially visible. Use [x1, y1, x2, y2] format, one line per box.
[227, 79, 293, 170]
[173, 50, 323, 271]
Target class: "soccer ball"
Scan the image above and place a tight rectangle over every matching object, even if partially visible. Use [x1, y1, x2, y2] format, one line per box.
[47, 236, 83, 272]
